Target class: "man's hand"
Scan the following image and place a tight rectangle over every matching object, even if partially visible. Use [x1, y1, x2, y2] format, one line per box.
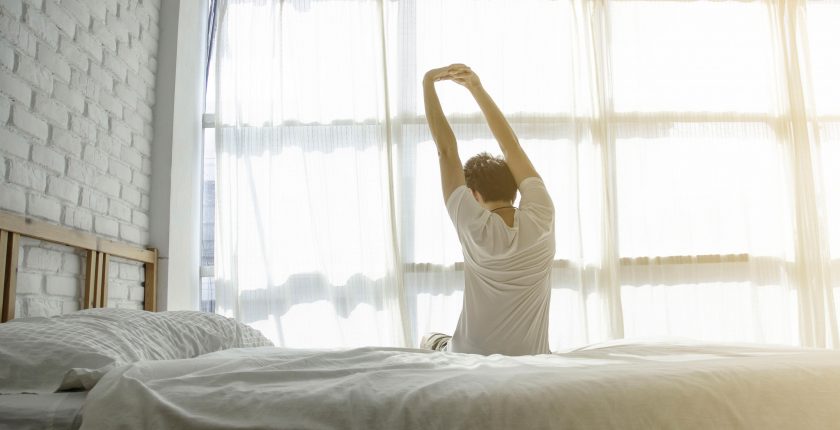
[424, 64, 482, 91]
[424, 66, 453, 83]
[449, 64, 482, 91]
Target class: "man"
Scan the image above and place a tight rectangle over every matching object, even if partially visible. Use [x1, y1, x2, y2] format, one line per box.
[422, 64, 555, 356]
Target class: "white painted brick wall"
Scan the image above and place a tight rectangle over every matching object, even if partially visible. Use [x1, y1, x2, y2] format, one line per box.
[0, 182, 26, 212]
[94, 214, 118, 236]
[2, 0, 159, 318]
[36, 43, 70, 83]
[59, 39, 85, 71]
[12, 104, 49, 140]
[16, 54, 54, 93]
[26, 245, 62, 271]
[34, 93, 69, 127]
[46, 275, 77, 296]
[25, 8, 60, 49]
[0, 14, 38, 58]
[108, 256, 145, 310]
[27, 193, 61, 222]
[1, 1, 24, 20]
[44, 2, 75, 38]
[52, 82, 84, 113]
[93, 174, 119, 197]
[53, 128, 81, 156]
[0, 92, 11, 121]
[16, 271, 43, 294]
[1, 128, 31, 159]
[107, 158, 130, 182]
[9, 159, 46, 190]
[80, 187, 107, 213]
[0, 67, 34, 104]
[64, 205, 92, 230]
[67, 158, 94, 184]
[46, 176, 79, 203]
[31, 144, 65, 174]
[81, 0, 105, 23]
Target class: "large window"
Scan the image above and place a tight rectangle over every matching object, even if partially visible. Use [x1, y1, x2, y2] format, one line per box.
[807, 1, 840, 321]
[201, 0, 839, 349]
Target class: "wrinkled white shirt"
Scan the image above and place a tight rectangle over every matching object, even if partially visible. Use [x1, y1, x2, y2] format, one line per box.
[446, 177, 555, 355]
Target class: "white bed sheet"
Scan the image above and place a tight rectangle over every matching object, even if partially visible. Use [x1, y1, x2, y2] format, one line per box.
[80, 340, 840, 429]
[0, 392, 85, 430]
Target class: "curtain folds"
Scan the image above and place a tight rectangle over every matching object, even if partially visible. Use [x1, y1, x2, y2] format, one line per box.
[212, 0, 839, 350]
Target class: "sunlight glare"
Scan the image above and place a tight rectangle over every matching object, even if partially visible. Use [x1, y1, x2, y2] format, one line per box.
[610, 1, 774, 113]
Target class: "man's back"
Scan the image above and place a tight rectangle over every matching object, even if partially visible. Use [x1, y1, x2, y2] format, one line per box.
[446, 177, 555, 355]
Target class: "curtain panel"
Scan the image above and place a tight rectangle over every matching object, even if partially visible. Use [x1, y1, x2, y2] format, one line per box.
[212, 0, 840, 350]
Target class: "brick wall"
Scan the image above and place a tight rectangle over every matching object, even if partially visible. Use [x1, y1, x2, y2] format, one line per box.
[0, 0, 160, 317]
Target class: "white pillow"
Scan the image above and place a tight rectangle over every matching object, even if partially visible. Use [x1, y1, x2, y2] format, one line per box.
[0, 308, 273, 394]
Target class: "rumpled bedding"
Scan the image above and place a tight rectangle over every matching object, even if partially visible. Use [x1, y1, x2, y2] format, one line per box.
[81, 340, 840, 429]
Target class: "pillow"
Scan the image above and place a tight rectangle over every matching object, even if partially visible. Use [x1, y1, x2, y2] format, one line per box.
[0, 308, 273, 394]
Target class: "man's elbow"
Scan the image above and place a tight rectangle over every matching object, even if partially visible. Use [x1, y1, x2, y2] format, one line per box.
[436, 142, 459, 159]
[438, 148, 455, 158]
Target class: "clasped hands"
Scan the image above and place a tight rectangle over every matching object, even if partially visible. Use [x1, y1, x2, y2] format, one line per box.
[424, 64, 482, 91]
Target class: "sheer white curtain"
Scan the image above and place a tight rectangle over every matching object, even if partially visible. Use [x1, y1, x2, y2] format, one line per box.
[213, 0, 408, 346]
[213, 0, 839, 350]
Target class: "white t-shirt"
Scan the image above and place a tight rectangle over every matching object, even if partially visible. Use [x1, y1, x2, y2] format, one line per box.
[445, 177, 555, 355]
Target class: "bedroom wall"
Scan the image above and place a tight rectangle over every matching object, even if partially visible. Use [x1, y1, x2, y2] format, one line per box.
[0, 0, 160, 316]
[150, 0, 207, 311]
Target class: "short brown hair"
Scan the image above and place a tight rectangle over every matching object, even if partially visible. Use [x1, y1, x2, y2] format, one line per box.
[464, 152, 517, 202]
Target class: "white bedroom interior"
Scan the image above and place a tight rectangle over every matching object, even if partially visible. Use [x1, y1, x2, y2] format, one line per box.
[0, 0, 839, 351]
[3, 0, 840, 428]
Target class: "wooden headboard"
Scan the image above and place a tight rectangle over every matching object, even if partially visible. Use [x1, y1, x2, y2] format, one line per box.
[0, 211, 158, 322]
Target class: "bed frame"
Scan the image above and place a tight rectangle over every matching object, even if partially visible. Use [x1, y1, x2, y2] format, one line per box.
[0, 211, 158, 322]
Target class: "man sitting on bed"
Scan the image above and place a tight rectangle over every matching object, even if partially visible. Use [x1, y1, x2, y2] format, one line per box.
[421, 64, 555, 356]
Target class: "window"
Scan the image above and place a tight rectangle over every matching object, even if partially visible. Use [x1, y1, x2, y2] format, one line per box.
[201, 0, 840, 349]
[807, 0, 840, 320]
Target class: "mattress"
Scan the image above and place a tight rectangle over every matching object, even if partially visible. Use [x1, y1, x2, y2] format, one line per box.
[0, 392, 85, 430]
[80, 340, 840, 429]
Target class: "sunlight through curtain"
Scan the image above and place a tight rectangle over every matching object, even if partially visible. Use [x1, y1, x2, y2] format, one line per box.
[213, 0, 838, 350]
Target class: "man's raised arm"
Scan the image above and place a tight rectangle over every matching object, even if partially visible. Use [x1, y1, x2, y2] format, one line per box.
[423, 66, 466, 202]
[449, 65, 540, 185]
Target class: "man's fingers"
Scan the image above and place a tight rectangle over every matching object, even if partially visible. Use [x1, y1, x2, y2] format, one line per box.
[447, 64, 470, 74]
[426, 64, 474, 84]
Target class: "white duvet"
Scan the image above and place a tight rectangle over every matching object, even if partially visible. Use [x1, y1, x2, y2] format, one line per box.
[81, 340, 840, 429]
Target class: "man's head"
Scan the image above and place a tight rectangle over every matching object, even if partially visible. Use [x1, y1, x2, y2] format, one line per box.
[464, 152, 517, 205]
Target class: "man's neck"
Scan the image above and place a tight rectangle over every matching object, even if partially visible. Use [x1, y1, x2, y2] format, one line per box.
[484, 201, 516, 227]
[483, 201, 514, 212]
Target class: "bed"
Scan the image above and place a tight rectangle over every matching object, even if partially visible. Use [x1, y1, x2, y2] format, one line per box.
[0, 211, 163, 430]
[0, 212, 269, 429]
[78, 341, 840, 429]
[7, 330, 840, 430]
[4, 210, 840, 429]
[0, 392, 86, 430]
[0, 308, 273, 430]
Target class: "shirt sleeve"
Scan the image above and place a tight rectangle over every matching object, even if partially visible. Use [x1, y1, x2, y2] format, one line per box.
[446, 185, 487, 235]
[518, 177, 554, 227]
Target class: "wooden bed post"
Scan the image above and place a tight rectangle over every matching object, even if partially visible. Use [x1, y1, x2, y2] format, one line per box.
[94, 252, 105, 307]
[0, 231, 7, 321]
[84, 250, 98, 310]
[1, 231, 20, 322]
[84, 251, 112, 309]
[144, 248, 158, 312]
[99, 254, 110, 308]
